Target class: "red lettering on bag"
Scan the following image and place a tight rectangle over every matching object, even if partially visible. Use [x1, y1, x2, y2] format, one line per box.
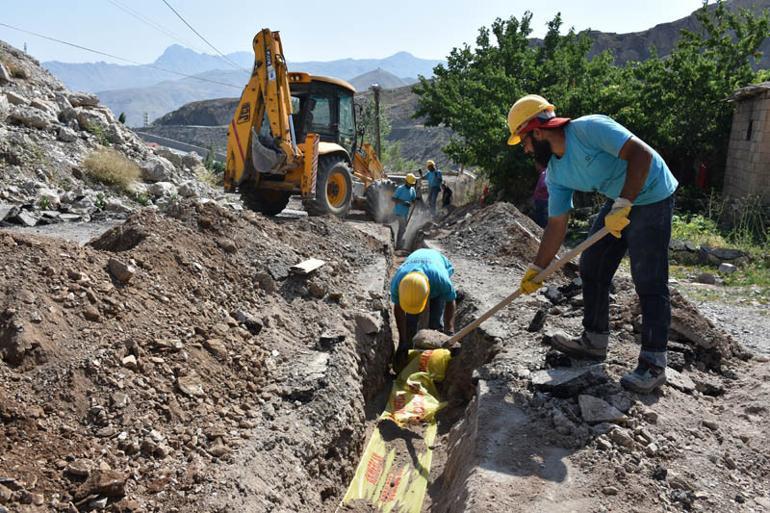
[365, 453, 384, 484]
[379, 471, 403, 503]
[419, 351, 432, 372]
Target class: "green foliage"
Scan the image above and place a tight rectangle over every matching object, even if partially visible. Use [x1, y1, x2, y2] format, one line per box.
[672, 214, 727, 247]
[132, 192, 151, 206]
[414, 2, 770, 202]
[83, 122, 109, 146]
[203, 145, 225, 175]
[37, 196, 50, 210]
[118, 112, 126, 124]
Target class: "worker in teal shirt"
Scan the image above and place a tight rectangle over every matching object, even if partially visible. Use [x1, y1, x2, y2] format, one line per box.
[392, 173, 417, 248]
[508, 94, 678, 394]
[390, 248, 457, 367]
[423, 159, 443, 214]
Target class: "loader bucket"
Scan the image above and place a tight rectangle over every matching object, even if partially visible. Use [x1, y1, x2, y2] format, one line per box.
[250, 128, 286, 174]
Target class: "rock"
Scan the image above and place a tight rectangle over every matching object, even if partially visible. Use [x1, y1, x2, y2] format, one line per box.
[355, 312, 383, 335]
[30, 98, 58, 117]
[67, 92, 100, 107]
[699, 246, 749, 266]
[609, 427, 635, 449]
[694, 272, 716, 285]
[140, 156, 176, 182]
[104, 198, 133, 214]
[57, 126, 78, 142]
[216, 238, 237, 254]
[543, 286, 565, 304]
[148, 181, 178, 197]
[702, 419, 719, 431]
[177, 373, 205, 397]
[208, 437, 229, 457]
[578, 394, 627, 424]
[8, 208, 37, 227]
[527, 308, 548, 332]
[233, 309, 263, 334]
[36, 188, 60, 208]
[602, 486, 619, 496]
[0, 63, 11, 83]
[64, 460, 91, 479]
[412, 329, 449, 349]
[204, 338, 228, 359]
[155, 147, 183, 168]
[531, 364, 607, 398]
[5, 91, 28, 106]
[111, 392, 130, 409]
[108, 258, 135, 284]
[9, 105, 56, 129]
[182, 152, 203, 169]
[83, 305, 101, 321]
[666, 367, 696, 393]
[121, 355, 137, 370]
[718, 262, 737, 274]
[0, 94, 9, 122]
[75, 107, 109, 131]
[75, 469, 127, 499]
[308, 281, 326, 298]
[177, 181, 200, 198]
[254, 271, 277, 293]
[651, 465, 667, 481]
[0, 483, 12, 502]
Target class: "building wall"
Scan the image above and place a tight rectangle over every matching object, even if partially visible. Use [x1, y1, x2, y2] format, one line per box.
[723, 90, 770, 203]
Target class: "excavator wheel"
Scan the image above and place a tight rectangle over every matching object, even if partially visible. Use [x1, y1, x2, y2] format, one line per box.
[364, 179, 397, 223]
[303, 155, 353, 217]
[240, 183, 291, 216]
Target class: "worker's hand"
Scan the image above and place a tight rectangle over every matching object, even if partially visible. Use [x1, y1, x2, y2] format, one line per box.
[520, 264, 544, 295]
[605, 198, 632, 238]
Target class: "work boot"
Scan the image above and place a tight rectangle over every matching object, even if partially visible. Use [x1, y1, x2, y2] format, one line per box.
[621, 360, 667, 394]
[548, 331, 608, 360]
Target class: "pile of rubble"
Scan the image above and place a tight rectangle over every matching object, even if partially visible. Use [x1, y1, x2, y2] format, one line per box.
[0, 201, 393, 512]
[0, 40, 227, 229]
[422, 202, 770, 513]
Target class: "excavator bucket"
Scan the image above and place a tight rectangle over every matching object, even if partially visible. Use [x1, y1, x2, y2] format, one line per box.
[250, 128, 286, 174]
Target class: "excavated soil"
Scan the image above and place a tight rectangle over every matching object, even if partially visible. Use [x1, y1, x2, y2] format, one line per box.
[419, 202, 770, 513]
[0, 201, 395, 512]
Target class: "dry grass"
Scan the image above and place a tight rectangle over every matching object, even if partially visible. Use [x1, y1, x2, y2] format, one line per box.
[82, 149, 141, 192]
[196, 166, 223, 187]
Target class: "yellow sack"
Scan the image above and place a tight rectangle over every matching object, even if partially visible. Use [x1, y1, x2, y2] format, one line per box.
[381, 349, 451, 426]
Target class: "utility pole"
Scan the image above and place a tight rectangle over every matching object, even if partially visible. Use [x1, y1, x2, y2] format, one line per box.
[143, 112, 149, 128]
[370, 83, 382, 160]
[23, 42, 27, 54]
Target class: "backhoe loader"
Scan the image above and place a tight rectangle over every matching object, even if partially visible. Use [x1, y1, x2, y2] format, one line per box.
[224, 28, 393, 218]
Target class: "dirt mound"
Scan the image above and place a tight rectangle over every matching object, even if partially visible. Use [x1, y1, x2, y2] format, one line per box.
[0, 201, 393, 512]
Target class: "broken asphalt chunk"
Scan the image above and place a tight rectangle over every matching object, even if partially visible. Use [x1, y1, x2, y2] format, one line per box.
[531, 364, 608, 397]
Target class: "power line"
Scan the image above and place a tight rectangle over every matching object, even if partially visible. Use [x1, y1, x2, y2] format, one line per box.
[0, 21, 244, 90]
[159, 0, 248, 72]
[105, 0, 208, 55]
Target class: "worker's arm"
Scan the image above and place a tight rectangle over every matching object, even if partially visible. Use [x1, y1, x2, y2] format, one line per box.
[617, 137, 653, 201]
[533, 213, 569, 268]
[443, 300, 456, 334]
[394, 304, 407, 345]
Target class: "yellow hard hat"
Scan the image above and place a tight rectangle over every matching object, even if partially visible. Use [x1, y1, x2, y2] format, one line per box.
[426, 159, 436, 169]
[398, 271, 430, 314]
[507, 94, 555, 146]
[405, 173, 417, 185]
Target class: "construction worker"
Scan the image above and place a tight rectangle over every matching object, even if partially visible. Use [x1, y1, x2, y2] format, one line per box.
[392, 173, 417, 249]
[424, 160, 443, 214]
[390, 248, 457, 367]
[508, 94, 678, 394]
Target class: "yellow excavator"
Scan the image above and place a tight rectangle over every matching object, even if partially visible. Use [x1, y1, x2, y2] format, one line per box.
[224, 28, 393, 218]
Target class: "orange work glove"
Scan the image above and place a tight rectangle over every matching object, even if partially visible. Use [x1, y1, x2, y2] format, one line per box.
[520, 264, 544, 295]
[605, 198, 632, 238]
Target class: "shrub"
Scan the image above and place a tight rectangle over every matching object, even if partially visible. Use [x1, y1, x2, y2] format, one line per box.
[82, 149, 141, 192]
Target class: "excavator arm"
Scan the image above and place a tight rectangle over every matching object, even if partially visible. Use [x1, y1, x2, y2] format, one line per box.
[225, 29, 311, 191]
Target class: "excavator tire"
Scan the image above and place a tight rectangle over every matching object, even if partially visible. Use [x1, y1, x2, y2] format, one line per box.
[364, 179, 397, 223]
[303, 155, 353, 217]
[240, 183, 291, 216]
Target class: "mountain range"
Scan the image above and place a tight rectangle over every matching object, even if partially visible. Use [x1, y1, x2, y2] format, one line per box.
[42, 0, 770, 126]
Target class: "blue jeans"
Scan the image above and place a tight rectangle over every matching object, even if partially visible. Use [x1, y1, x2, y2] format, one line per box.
[398, 297, 446, 356]
[580, 196, 673, 362]
[428, 187, 440, 213]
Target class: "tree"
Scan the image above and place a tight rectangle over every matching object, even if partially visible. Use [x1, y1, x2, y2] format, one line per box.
[118, 112, 126, 124]
[414, 2, 769, 201]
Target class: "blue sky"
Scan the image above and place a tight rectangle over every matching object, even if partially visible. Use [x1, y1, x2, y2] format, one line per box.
[1, 0, 706, 64]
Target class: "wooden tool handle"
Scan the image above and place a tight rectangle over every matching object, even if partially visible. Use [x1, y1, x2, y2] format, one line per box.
[443, 227, 610, 346]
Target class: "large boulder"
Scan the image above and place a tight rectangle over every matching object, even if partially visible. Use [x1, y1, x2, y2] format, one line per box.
[75, 107, 109, 132]
[30, 98, 59, 117]
[140, 156, 176, 183]
[0, 62, 11, 83]
[0, 94, 9, 122]
[155, 147, 183, 169]
[148, 181, 178, 197]
[4, 91, 28, 106]
[9, 105, 56, 129]
[67, 92, 100, 108]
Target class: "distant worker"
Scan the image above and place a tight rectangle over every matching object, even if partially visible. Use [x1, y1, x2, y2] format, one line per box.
[508, 94, 678, 394]
[424, 159, 443, 214]
[392, 173, 417, 249]
[532, 162, 549, 228]
[390, 248, 457, 367]
[441, 183, 453, 210]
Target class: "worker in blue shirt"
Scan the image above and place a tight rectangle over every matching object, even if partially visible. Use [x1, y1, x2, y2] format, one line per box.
[507, 94, 678, 394]
[392, 173, 417, 249]
[390, 248, 457, 367]
[423, 160, 443, 214]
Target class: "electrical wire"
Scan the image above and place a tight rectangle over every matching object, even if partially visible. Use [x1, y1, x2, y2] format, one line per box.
[105, 0, 208, 55]
[0, 21, 244, 90]
[159, 0, 248, 72]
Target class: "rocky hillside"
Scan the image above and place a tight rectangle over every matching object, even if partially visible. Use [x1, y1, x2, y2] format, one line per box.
[348, 68, 416, 91]
[0, 40, 228, 230]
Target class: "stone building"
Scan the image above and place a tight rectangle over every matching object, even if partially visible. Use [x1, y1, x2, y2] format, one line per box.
[723, 81, 770, 203]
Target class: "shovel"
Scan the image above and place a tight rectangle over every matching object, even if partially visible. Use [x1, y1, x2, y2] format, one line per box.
[413, 226, 611, 349]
